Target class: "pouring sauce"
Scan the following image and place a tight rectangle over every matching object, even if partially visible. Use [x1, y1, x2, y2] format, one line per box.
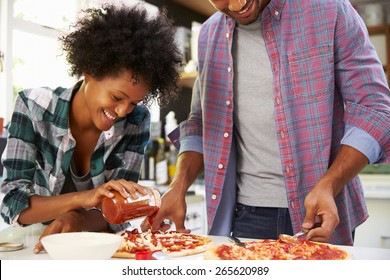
[101, 188, 160, 224]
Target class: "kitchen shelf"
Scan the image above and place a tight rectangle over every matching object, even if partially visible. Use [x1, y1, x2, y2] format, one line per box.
[367, 24, 390, 82]
[179, 71, 197, 88]
[367, 25, 388, 35]
[170, 0, 216, 17]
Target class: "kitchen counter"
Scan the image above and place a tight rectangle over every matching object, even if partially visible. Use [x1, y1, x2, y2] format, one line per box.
[359, 174, 390, 199]
[355, 174, 390, 248]
[1, 223, 389, 260]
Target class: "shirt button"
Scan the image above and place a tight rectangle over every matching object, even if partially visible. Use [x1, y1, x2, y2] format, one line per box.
[226, 32, 230, 38]
[211, 194, 217, 200]
[218, 163, 224, 169]
[285, 166, 290, 173]
[275, 96, 281, 105]
[275, 10, 280, 16]
[273, 63, 279, 72]
[228, 66, 232, 72]
[280, 130, 285, 139]
[266, 32, 271, 40]
[226, 100, 231, 106]
[224, 132, 229, 138]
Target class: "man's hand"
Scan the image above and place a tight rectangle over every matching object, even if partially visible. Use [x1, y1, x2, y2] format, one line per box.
[302, 145, 369, 242]
[141, 188, 190, 233]
[141, 151, 204, 233]
[302, 179, 339, 242]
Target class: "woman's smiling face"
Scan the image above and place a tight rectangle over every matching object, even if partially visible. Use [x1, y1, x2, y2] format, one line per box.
[82, 70, 150, 131]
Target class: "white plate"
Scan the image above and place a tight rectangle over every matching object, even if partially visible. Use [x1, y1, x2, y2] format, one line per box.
[41, 232, 123, 260]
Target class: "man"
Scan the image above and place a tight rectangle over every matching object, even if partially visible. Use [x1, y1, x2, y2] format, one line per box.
[150, 0, 390, 245]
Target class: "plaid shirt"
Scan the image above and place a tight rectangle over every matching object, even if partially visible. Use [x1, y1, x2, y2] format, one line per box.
[1, 81, 150, 232]
[175, 0, 390, 245]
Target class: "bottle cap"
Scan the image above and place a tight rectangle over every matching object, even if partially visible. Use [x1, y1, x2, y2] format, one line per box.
[135, 251, 151, 260]
[135, 250, 171, 260]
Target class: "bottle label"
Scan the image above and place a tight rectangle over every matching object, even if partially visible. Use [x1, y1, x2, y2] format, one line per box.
[168, 165, 176, 179]
[149, 157, 155, 180]
[156, 159, 168, 185]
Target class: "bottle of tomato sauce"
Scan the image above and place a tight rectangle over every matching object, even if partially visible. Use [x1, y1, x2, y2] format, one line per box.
[101, 187, 161, 225]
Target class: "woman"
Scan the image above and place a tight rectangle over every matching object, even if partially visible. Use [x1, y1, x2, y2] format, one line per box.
[0, 3, 182, 253]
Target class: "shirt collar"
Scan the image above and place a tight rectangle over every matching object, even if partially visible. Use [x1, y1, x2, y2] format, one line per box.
[54, 81, 82, 137]
[103, 125, 115, 140]
[268, 0, 286, 20]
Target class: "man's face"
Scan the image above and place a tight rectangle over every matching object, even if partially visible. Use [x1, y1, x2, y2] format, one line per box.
[209, 0, 271, 25]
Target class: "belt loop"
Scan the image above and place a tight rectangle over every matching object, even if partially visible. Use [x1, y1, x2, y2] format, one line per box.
[250, 206, 257, 213]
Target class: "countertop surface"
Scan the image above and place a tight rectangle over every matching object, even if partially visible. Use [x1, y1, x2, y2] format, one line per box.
[1, 224, 389, 260]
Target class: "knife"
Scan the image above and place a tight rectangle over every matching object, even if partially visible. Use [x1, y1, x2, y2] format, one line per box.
[279, 228, 309, 243]
[228, 236, 246, 247]
[0, 242, 24, 252]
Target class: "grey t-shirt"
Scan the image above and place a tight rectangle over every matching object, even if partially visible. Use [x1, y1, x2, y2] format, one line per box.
[232, 15, 287, 208]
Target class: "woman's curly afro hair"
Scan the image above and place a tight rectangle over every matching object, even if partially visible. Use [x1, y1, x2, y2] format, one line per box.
[60, 3, 183, 107]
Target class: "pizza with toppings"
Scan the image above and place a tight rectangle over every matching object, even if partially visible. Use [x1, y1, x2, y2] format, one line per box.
[113, 229, 214, 258]
[203, 237, 351, 260]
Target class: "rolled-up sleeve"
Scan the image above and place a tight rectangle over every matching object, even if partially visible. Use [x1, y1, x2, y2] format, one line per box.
[341, 124, 384, 164]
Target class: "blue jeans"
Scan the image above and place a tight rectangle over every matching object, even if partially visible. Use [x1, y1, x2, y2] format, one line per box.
[232, 203, 294, 240]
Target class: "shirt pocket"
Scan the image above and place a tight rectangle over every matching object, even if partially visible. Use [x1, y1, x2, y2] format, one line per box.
[287, 44, 334, 101]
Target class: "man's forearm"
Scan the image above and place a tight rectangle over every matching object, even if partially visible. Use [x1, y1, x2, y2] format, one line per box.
[170, 151, 204, 195]
[322, 145, 369, 197]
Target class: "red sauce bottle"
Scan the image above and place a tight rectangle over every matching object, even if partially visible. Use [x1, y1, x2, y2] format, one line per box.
[101, 187, 161, 224]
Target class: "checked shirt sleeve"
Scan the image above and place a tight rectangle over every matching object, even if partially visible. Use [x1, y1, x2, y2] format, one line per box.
[0, 94, 42, 224]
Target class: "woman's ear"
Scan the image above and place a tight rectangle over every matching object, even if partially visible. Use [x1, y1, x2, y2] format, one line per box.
[83, 72, 91, 81]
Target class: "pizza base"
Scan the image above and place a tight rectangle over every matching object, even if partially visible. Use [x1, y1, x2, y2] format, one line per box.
[113, 242, 214, 259]
[203, 247, 225, 260]
[113, 251, 136, 259]
[113, 230, 214, 259]
[203, 240, 352, 260]
[166, 242, 214, 258]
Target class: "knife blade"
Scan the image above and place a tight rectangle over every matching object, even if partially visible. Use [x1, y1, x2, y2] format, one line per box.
[279, 228, 309, 243]
[0, 242, 24, 252]
[228, 236, 246, 247]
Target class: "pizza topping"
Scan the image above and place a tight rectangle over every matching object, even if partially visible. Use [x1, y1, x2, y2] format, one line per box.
[115, 229, 213, 258]
[209, 239, 349, 260]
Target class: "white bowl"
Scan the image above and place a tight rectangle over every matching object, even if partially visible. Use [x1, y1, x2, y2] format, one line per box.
[41, 232, 123, 260]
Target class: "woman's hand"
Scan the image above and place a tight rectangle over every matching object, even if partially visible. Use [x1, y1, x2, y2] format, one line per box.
[78, 179, 148, 210]
[34, 210, 85, 254]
